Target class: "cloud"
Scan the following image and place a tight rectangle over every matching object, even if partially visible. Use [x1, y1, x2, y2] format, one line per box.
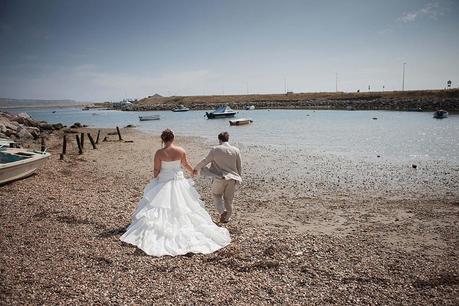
[398, 2, 443, 23]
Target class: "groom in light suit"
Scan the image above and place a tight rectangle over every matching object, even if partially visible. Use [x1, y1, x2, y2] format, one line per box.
[194, 132, 242, 223]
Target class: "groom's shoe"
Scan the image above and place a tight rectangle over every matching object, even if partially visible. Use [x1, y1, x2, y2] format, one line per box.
[220, 212, 230, 223]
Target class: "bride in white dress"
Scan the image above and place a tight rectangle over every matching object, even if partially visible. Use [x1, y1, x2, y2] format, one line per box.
[120, 129, 231, 256]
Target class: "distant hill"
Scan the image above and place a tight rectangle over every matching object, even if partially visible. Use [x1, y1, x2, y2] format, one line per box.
[0, 98, 87, 108]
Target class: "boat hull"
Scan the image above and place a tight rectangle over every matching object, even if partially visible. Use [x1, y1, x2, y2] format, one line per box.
[139, 116, 160, 121]
[206, 112, 236, 119]
[172, 108, 190, 112]
[433, 110, 448, 119]
[0, 150, 50, 184]
[229, 119, 253, 126]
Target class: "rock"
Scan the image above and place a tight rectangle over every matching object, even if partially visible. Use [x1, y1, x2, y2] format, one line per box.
[71, 122, 82, 128]
[0, 118, 20, 130]
[39, 122, 54, 130]
[4, 129, 16, 137]
[125, 124, 135, 128]
[0, 132, 7, 139]
[52, 123, 64, 130]
[26, 127, 41, 139]
[12, 116, 35, 126]
[16, 127, 33, 140]
[0, 123, 6, 133]
[412, 164, 417, 169]
[17, 112, 31, 119]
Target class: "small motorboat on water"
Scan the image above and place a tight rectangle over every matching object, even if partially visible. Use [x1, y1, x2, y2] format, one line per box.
[206, 105, 237, 119]
[0, 143, 50, 184]
[244, 105, 255, 110]
[172, 105, 190, 112]
[433, 110, 448, 119]
[139, 115, 160, 121]
[229, 118, 253, 126]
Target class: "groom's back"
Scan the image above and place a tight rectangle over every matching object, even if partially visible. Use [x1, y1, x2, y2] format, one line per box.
[211, 143, 241, 180]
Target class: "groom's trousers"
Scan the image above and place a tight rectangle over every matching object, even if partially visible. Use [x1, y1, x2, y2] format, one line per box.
[211, 178, 237, 219]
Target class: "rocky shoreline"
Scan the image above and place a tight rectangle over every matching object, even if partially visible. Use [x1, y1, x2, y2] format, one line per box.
[116, 89, 459, 112]
[0, 111, 64, 143]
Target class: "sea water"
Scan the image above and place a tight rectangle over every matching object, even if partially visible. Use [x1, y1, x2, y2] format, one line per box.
[4, 107, 459, 163]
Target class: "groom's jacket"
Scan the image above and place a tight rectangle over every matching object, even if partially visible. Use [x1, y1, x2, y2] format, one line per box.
[195, 142, 242, 182]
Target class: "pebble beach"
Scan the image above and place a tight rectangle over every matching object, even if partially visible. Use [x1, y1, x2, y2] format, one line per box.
[1, 128, 458, 305]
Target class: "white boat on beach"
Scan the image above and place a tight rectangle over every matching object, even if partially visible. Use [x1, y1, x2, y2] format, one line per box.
[0, 145, 51, 184]
[139, 115, 160, 121]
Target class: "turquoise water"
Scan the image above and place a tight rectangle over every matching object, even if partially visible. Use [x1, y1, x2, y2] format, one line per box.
[4, 107, 459, 163]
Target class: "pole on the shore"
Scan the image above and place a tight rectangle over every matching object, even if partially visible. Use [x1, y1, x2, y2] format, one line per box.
[402, 62, 406, 91]
[60, 134, 67, 160]
[40, 137, 46, 152]
[75, 135, 83, 154]
[95, 130, 101, 144]
[80, 133, 85, 148]
[87, 133, 97, 149]
[116, 126, 122, 141]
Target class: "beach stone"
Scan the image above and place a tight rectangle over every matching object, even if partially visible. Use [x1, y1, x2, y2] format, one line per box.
[0, 123, 6, 133]
[71, 122, 82, 128]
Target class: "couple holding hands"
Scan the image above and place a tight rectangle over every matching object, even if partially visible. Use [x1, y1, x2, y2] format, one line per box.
[120, 129, 241, 257]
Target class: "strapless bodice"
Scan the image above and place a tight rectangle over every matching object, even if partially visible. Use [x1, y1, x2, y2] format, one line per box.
[157, 160, 184, 182]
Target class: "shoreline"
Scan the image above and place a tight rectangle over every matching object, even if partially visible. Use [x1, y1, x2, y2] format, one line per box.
[1, 128, 458, 304]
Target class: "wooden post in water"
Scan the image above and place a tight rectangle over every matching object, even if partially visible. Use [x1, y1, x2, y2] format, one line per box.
[60, 134, 67, 160]
[80, 132, 85, 148]
[87, 133, 97, 149]
[40, 137, 46, 152]
[75, 135, 83, 154]
[95, 130, 101, 144]
[116, 126, 122, 141]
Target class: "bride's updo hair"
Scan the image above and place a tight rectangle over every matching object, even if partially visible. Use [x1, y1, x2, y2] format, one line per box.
[161, 128, 174, 143]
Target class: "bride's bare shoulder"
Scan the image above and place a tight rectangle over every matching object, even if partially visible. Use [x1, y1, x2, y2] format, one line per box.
[174, 145, 187, 154]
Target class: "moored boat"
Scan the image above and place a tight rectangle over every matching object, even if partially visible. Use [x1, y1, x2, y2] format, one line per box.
[433, 110, 448, 119]
[206, 105, 237, 119]
[229, 118, 253, 126]
[0, 147, 51, 184]
[139, 115, 160, 121]
[172, 105, 190, 112]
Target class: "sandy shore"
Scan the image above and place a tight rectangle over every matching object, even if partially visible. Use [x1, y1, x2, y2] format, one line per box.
[1, 128, 458, 304]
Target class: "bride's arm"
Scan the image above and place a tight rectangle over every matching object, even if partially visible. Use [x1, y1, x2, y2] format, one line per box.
[181, 151, 194, 176]
[153, 151, 161, 178]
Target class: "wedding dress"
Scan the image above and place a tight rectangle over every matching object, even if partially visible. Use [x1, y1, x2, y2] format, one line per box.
[120, 160, 231, 256]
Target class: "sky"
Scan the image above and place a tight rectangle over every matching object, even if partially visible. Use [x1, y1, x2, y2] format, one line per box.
[0, 0, 458, 101]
